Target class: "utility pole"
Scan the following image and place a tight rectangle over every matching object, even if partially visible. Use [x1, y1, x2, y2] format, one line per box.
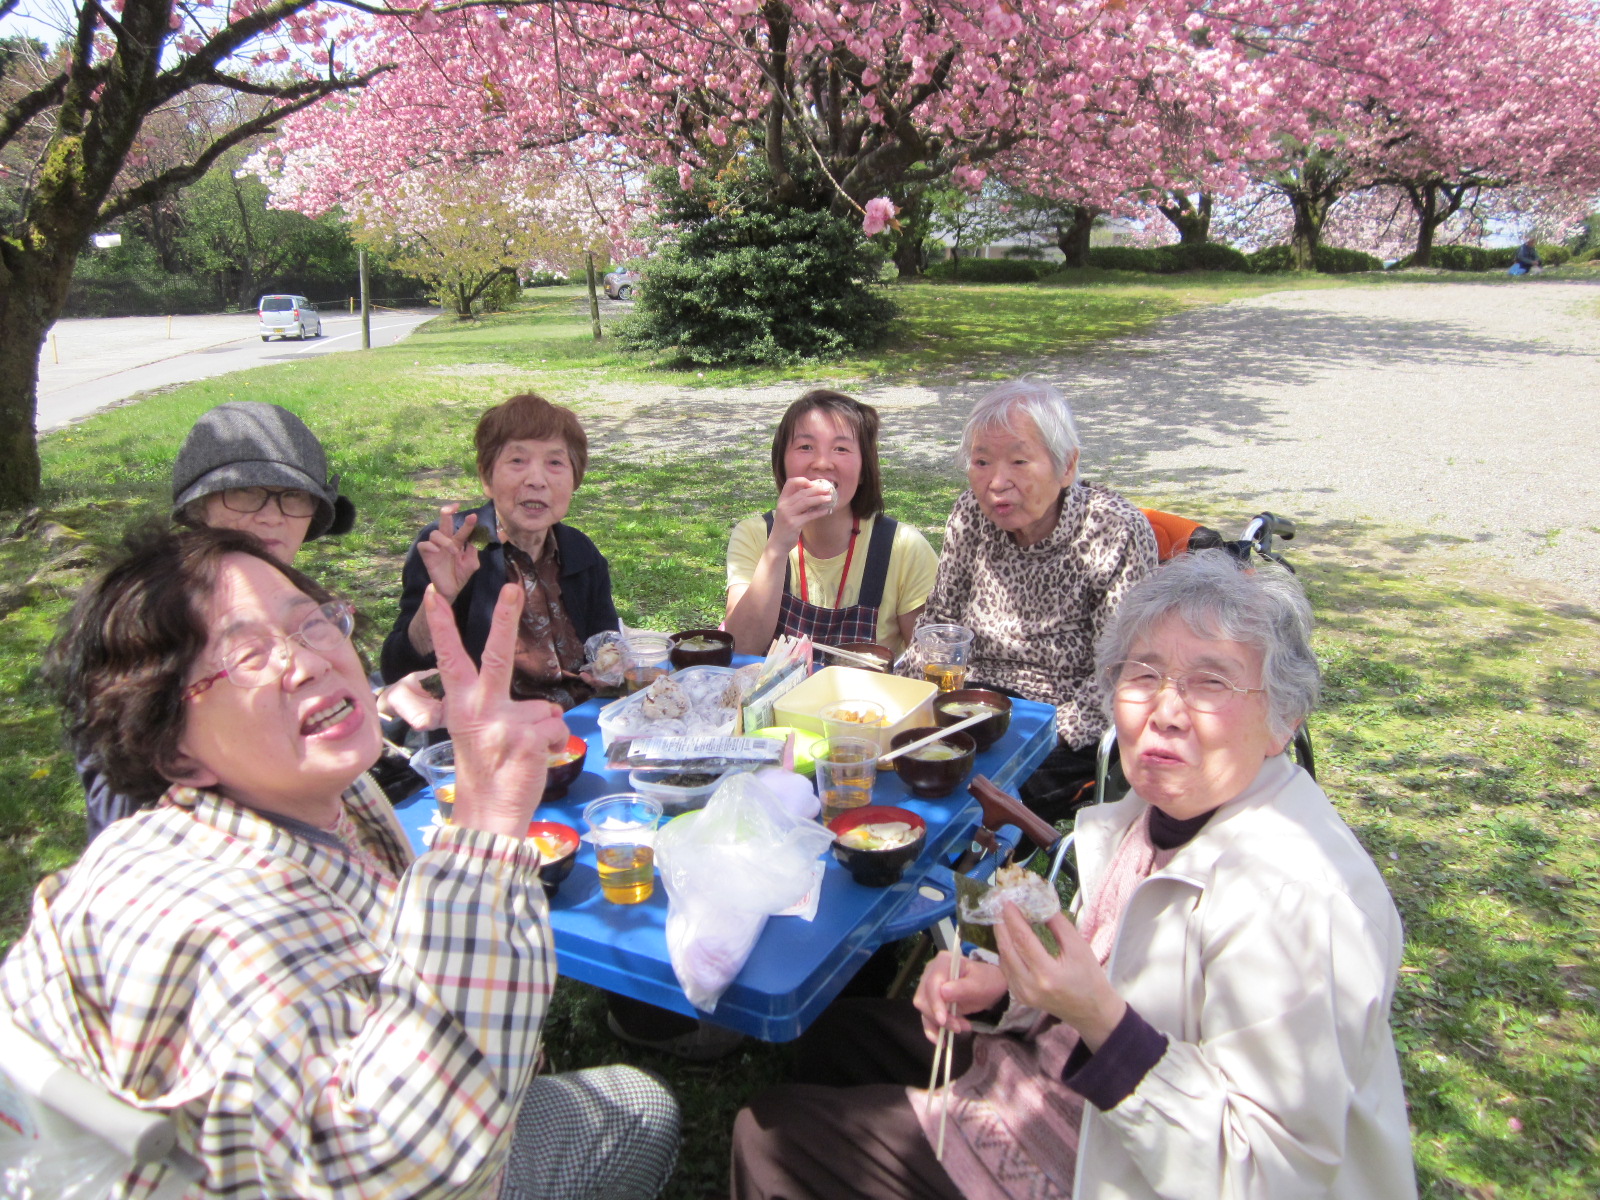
[359, 249, 371, 349]
[585, 252, 602, 342]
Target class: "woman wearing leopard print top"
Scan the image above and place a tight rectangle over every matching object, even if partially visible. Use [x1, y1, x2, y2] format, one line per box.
[908, 379, 1156, 824]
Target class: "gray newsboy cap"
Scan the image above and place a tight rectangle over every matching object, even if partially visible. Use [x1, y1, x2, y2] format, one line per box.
[170, 402, 356, 540]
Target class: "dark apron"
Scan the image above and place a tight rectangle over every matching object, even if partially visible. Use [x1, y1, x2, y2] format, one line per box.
[764, 512, 898, 647]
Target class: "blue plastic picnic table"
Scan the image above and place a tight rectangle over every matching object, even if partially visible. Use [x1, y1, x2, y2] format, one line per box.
[391, 688, 1057, 1042]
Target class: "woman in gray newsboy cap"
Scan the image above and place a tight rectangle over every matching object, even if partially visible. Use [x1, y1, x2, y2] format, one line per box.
[170, 401, 356, 563]
[81, 403, 436, 842]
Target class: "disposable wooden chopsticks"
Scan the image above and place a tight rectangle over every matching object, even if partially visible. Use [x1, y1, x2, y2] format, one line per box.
[928, 942, 963, 1163]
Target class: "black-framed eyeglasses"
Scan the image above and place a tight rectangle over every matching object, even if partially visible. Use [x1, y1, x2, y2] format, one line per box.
[218, 487, 317, 518]
[184, 601, 355, 700]
[1104, 659, 1265, 713]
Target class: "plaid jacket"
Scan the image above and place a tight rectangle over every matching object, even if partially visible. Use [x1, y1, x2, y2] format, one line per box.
[0, 776, 554, 1199]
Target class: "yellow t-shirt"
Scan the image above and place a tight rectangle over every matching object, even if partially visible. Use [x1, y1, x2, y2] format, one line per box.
[726, 513, 939, 655]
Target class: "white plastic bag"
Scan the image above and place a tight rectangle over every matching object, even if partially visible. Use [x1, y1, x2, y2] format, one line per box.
[654, 771, 833, 1011]
[0, 1072, 130, 1200]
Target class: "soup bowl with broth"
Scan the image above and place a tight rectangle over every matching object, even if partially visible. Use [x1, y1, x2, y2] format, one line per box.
[889, 726, 976, 798]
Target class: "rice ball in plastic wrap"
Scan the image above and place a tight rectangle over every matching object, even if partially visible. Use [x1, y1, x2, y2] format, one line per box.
[640, 675, 691, 719]
[646, 717, 688, 737]
[584, 631, 626, 687]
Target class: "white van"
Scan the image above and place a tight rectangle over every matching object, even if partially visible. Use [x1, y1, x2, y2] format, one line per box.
[258, 295, 322, 341]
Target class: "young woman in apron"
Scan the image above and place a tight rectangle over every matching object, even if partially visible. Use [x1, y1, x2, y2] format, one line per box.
[725, 390, 938, 659]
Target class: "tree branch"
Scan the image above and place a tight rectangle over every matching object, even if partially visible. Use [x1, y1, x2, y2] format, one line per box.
[99, 65, 390, 223]
[0, 71, 70, 155]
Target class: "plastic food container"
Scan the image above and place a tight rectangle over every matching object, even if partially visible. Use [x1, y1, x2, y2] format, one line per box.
[772, 666, 937, 753]
[628, 767, 733, 813]
[597, 665, 742, 749]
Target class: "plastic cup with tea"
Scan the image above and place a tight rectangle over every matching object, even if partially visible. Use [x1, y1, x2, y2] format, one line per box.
[582, 793, 664, 905]
[816, 737, 879, 825]
[410, 740, 457, 821]
[914, 624, 975, 693]
[622, 633, 673, 694]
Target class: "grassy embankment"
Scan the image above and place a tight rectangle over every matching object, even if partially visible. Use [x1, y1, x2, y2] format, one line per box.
[2, 273, 1595, 1198]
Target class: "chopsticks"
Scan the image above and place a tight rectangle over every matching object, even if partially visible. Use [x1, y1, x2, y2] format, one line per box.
[811, 642, 890, 671]
[926, 943, 963, 1163]
[877, 712, 988, 767]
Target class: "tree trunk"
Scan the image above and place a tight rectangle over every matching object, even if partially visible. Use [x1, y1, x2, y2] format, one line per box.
[0, 246, 71, 506]
[1156, 191, 1212, 244]
[1285, 191, 1330, 271]
[1055, 206, 1097, 268]
[1410, 185, 1439, 267]
[1404, 182, 1469, 268]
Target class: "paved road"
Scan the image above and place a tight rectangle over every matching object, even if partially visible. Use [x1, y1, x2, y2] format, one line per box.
[35, 309, 433, 431]
[568, 280, 1600, 607]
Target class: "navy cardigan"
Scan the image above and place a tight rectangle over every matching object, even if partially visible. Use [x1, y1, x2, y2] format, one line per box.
[380, 502, 620, 683]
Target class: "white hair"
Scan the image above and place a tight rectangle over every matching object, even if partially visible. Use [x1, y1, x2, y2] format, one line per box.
[1095, 550, 1321, 741]
[958, 378, 1081, 474]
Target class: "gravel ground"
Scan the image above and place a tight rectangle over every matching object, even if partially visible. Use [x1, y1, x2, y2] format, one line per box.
[571, 280, 1600, 609]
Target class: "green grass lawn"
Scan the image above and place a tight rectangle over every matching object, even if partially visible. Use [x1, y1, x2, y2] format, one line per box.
[3, 275, 1596, 1198]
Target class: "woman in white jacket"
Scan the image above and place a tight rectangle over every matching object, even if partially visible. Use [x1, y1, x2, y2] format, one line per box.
[732, 550, 1416, 1200]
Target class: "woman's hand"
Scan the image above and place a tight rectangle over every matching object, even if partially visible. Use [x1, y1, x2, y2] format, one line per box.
[769, 476, 838, 546]
[994, 903, 1127, 1051]
[424, 581, 568, 839]
[377, 670, 445, 731]
[913, 950, 1009, 1041]
[417, 504, 481, 603]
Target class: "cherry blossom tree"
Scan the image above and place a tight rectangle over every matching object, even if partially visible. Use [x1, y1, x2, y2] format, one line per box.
[0, 0, 395, 506]
[267, 0, 1272, 245]
[345, 159, 608, 316]
[1208, 0, 1600, 268]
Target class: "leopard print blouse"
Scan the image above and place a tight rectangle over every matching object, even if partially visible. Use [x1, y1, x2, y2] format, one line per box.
[915, 483, 1157, 749]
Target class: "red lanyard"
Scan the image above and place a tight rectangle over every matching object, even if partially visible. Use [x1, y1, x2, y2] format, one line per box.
[797, 520, 861, 609]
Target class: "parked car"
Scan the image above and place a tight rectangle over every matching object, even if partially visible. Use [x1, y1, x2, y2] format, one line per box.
[258, 295, 322, 341]
[603, 269, 641, 301]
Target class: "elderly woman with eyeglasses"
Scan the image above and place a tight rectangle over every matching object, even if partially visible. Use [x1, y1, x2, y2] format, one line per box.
[733, 551, 1415, 1200]
[4, 526, 680, 1199]
[907, 379, 1158, 825]
[81, 402, 440, 841]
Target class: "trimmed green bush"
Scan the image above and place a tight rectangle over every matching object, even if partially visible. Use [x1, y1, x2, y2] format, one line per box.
[1245, 245, 1297, 273]
[1394, 244, 1570, 271]
[614, 206, 895, 366]
[1247, 244, 1381, 274]
[1086, 246, 1169, 272]
[1085, 243, 1250, 274]
[1161, 242, 1253, 272]
[924, 257, 1050, 282]
[1314, 244, 1383, 274]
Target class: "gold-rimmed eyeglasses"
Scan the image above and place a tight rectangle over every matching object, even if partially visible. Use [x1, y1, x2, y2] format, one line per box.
[1104, 660, 1265, 713]
[184, 601, 354, 701]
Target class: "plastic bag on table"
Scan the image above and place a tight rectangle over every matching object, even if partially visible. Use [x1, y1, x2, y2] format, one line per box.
[0, 1075, 129, 1200]
[654, 771, 834, 1011]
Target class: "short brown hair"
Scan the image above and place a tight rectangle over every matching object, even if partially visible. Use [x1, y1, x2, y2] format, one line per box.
[769, 390, 884, 519]
[474, 393, 590, 487]
[47, 524, 335, 806]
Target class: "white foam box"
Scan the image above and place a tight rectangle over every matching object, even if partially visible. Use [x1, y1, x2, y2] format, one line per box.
[772, 666, 938, 752]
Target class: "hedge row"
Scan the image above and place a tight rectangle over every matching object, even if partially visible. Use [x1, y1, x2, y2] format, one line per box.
[1393, 243, 1573, 271]
[923, 258, 1053, 283]
[1087, 243, 1254, 273]
[923, 241, 1384, 281]
[1244, 244, 1384, 274]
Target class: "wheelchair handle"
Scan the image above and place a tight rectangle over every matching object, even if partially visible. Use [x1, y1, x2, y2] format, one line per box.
[969, 775, 1060, 852]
